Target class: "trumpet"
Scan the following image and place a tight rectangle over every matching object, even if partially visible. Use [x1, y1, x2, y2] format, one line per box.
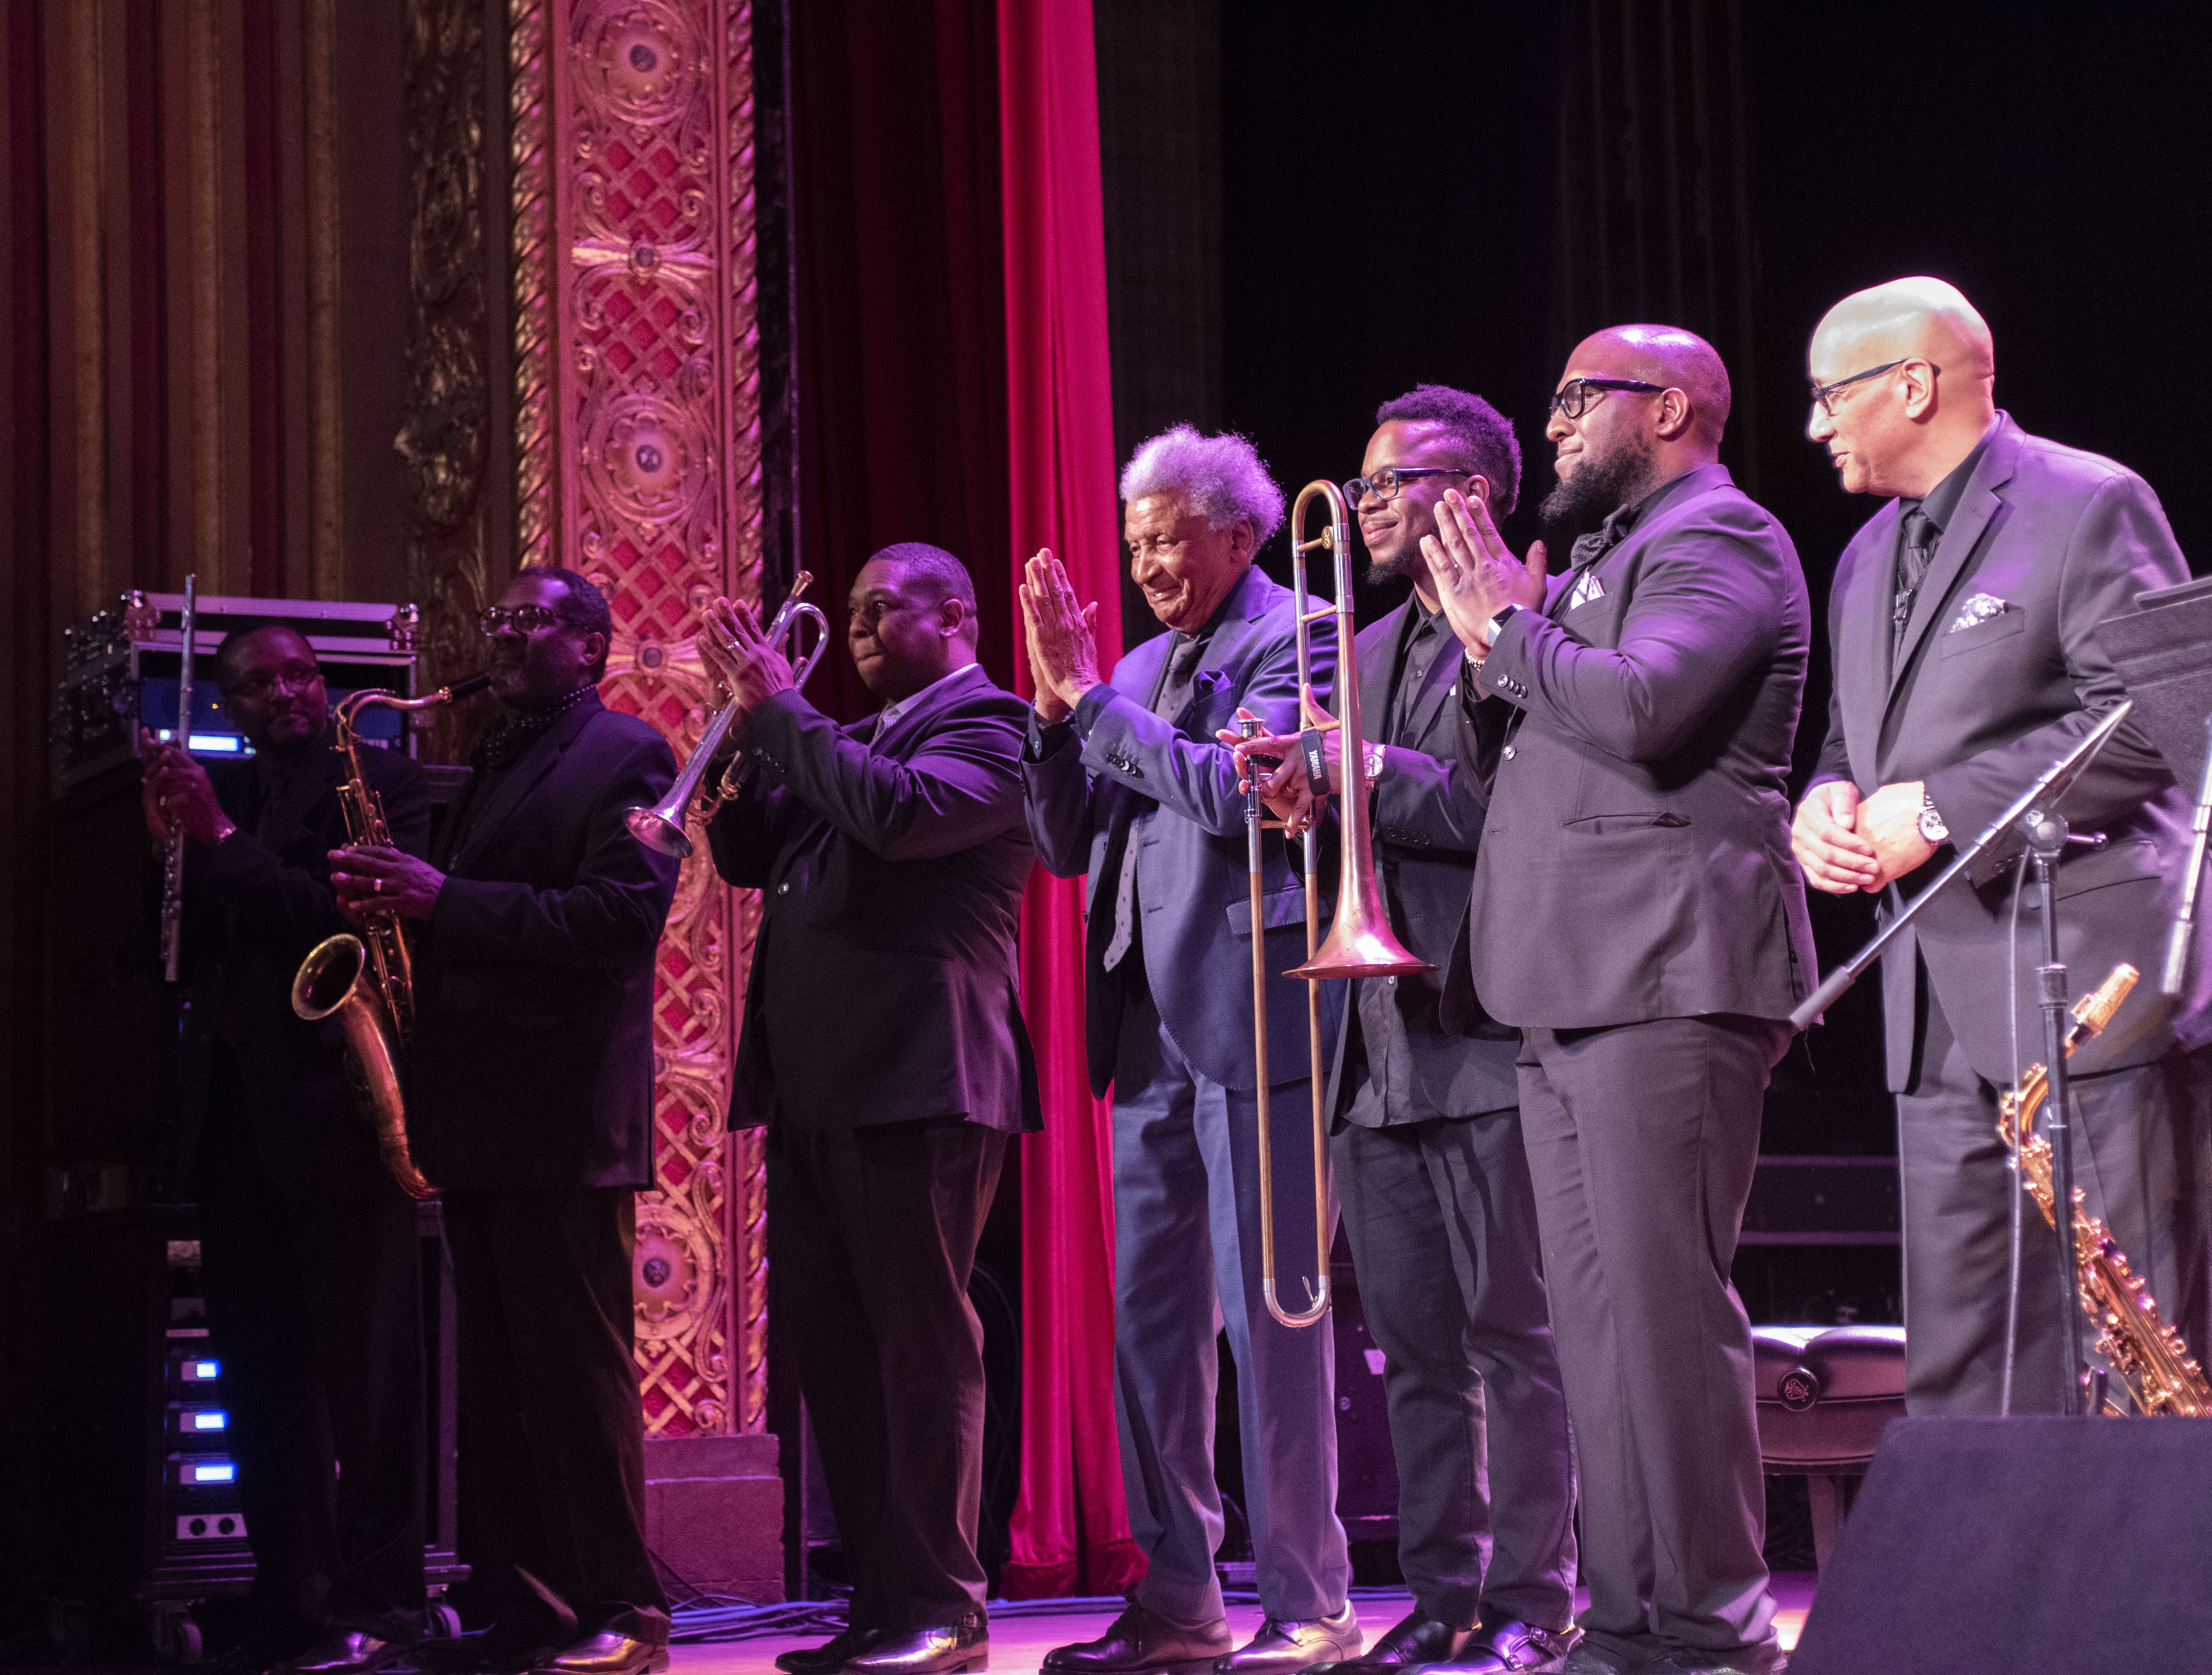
[292, 670, 493, 1199]
[1244, 482, 1432, 1329]
[626, 572, 831, 859]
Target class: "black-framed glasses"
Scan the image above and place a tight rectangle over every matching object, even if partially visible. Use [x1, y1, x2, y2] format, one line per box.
[1343, 467, 1468, 507]
[222, 659, 322, 701]
[1808, 358, 1939, 417]
[1548, 377, 1666, 420]
[477, 604, 583, 636]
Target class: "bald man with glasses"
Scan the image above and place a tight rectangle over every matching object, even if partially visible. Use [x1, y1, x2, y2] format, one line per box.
[1792, 276, 2212, 1420]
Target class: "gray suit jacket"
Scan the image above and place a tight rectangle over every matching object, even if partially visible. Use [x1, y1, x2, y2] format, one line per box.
[1025, 564, 1346, 1094]
[1323, 600, 1519, 1122]
[1460, 463, 1818, 1029]
[1810, 413, 2211, 1088]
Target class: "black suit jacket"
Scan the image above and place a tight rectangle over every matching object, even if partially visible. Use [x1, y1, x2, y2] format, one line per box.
[191, 735, 431, 1178]
[1810, 413, 2211, 1087]
[706, 665, 1041, 1135]
[1460, 463, 1818, 1029]
[1325, 600, 1518, 1122]
[408, 694, 680, 1190]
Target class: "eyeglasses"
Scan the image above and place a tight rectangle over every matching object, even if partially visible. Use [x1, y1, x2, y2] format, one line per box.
[1808, 358, 1939, 417]
[1548, 377, 1666, 420]
[1343, 467, 1468, 507]
[477, 604, 583, 636]
[223, 660, 322, 700]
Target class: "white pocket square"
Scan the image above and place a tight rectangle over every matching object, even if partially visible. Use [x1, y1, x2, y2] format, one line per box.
[1949, 592, 2008, 632]
[1567, 572, 1606, 610]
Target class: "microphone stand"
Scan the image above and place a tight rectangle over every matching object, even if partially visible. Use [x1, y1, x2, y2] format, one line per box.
[2161, 712, 2212, 1001]
[1792, 700, 2137, 1415]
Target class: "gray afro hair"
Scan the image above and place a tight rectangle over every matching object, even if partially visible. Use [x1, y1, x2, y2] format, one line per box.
[1118, 425, 1285, 549]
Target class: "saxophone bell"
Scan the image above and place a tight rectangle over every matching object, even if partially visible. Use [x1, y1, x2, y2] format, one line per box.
[294, 933, 434, 1200]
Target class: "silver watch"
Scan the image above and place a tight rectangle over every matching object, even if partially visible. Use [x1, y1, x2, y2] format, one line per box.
[1918, 788, 1949, 845]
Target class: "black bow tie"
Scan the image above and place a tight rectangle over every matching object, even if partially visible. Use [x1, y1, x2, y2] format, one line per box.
[1569, 507, 1635, 572]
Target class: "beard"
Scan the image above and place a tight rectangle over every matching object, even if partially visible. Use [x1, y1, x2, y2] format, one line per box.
[1541, 434, 1654, 543]
[1362, 538, 1423, 585]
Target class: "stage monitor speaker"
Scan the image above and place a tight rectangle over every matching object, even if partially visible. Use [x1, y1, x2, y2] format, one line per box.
[1789, 1416, 2212, 1673]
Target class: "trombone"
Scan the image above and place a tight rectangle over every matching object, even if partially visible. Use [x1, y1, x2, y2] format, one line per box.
[1243, 482, 1432, 1329]
[626, 571, 830, 859]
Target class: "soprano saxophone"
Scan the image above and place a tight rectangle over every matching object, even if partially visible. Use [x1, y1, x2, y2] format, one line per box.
[290, 674, 491, 1199]
[1998, 963, 2211, 1416]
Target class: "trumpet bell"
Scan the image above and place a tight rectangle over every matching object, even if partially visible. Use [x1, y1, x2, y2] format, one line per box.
[624, 804, 696, 860]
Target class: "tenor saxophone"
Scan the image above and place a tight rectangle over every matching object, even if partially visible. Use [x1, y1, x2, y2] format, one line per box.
[291, 674, 491, 1200]
[1998, 963, 2211, 1416]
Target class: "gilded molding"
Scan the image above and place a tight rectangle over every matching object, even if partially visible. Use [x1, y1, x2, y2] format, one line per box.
[509, 0, 556, 568]
[304, 0, 344, 599]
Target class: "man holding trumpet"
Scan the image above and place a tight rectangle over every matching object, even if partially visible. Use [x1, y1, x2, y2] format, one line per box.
[698, 543, 1039, 1675]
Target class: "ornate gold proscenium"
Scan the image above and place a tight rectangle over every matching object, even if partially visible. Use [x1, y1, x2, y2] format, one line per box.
[1999, 963, 2212, 1416]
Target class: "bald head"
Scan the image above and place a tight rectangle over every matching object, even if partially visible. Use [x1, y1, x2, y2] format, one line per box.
[1807, 277, 1997, 499]
[1575, 324, 1732, 444]
[1813, 277, 1994, 386]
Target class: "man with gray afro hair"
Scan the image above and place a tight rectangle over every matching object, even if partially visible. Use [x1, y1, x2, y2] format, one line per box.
[1022, 426, 1357, 1675]
[1118, 424, 1286, 552]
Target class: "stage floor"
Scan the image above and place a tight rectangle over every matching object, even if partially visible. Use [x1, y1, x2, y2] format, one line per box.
[671, 1578, 1819, 1675]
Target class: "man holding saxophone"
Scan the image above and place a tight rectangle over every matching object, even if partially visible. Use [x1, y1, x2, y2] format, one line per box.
[332, 567, 678, 1675]
[138, 625, 430, 1675]
[694, 543, 1038, 1675]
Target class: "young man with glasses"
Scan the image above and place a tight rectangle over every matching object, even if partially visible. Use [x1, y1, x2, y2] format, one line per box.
[332, 567, 680, 1675]
[1232, 385, 1579, 1675]
[1419, 327, 1816, 1675]
[1792, 275, 2211, 1418]
[138, 626, 432, 1675]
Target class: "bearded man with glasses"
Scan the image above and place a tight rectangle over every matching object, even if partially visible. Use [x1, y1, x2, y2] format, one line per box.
[1792, 276, 2212, 1420]
[333, 567, 680, 1675]
[1418, 327, 1816, 1675]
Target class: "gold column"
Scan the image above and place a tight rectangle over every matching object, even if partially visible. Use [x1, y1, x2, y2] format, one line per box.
[510, 0, 766, 1437]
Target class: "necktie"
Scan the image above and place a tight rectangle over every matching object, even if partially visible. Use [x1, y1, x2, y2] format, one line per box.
[255, 772, 294, 848]
[1893, 505, 1936, 656]
[1101, 636, 1205, 972]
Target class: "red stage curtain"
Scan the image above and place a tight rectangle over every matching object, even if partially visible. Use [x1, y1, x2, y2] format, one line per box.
[997, 0, 1143, 1600]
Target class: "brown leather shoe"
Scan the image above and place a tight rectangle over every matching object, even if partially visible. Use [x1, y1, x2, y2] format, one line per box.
[843, 1613, 988, 1675]
[1215, 1607, 1362, 1675]
[530, 1631, 669, 1675]
[775, 1627, 890, 1674]
[1043, 1601, 1234, 1674]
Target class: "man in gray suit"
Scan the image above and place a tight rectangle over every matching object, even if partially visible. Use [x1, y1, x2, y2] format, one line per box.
[1422, 327, 1816, 1675]
[1791, 276, 2212, 1416]
[1021, 426, 1358, 1675]
[1235, 387, 1577, 1675]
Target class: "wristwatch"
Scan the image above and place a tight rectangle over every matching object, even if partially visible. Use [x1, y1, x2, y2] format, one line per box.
[1363, 741, 1386, 787]
[1917, 787, 1949, 845]
[1480, 603, 1521, 649]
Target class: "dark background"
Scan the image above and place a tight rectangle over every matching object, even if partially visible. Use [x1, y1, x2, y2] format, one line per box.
[1097, 0, 2212, 1173]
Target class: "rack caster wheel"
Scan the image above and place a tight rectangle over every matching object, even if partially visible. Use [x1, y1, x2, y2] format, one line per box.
[427, 1604, 465, 1639]
[153, 1607, 204, 1664]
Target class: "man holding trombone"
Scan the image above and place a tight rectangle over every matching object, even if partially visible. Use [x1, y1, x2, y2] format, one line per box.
[1023, 427, 1357, 1675]
[1236, 386, 1579, 1675]
[697, 544, 1039, 1675]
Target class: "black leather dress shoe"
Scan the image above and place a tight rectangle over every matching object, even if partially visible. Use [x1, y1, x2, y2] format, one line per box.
[1429, 1623, 1579, 1675]
[1307, 1609, 1472, 1675]
[1216, 1606, 1362, 1675]
[1043, 1601, 1234, 1674]
[215, 1624, 325, 1675]
[276, 1631, 412, 1675]
[844, 1612, 988, 1675]
[413, 1633, 565, 1675]
[775, 1627, 890, 1674]
[530, 1632, 669, 1675]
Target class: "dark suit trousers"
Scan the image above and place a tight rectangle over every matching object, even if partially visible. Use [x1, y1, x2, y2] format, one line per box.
[1516, 1016, 1788, 1666]
[440, 1188, 667, 1642]
[1897, 976, 2212, 1415]
[768, 1118, 1006, 1632]
[1332, 1112, 1576, 1634]
[196, 1056, 426, 1637]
